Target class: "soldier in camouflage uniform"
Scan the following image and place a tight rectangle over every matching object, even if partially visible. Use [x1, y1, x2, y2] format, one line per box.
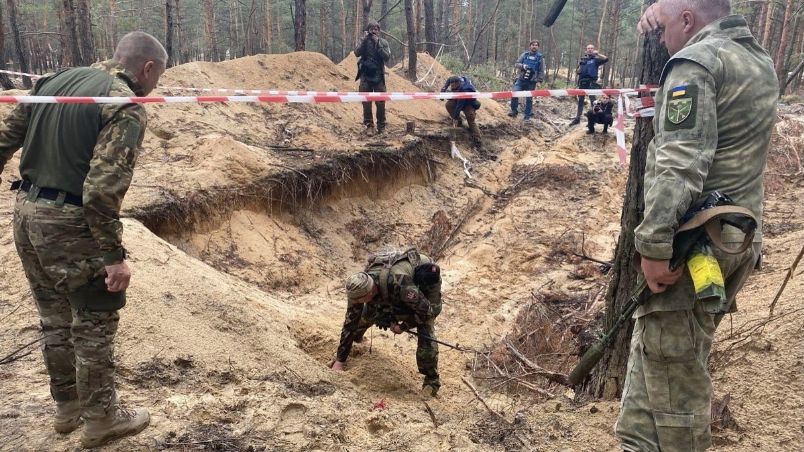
[331, 249, 442, 395]
[616, 2, 778, 451]
[0, 32, 167, 448]
[355, 20, 391, 135]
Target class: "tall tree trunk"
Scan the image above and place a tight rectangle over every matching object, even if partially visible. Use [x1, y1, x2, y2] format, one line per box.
[415, 0, 423, 51]
[0, 3, 14, 89]
[423, 0, 436, 55]
[264, 0, 272, 53]
[61, 0, 82, 67]
[6, 0, 30, 87]
[582, 0, 670, 400]
[109, 0, 118, 51]
[320, 1, 327, 56]
[203, 0, 219, 61]
[597, 0, 609, 48]
[380, 0, 389, 30]
[762, 0, 776, 49]
[404, 0, 416, 80]
[75, 0, 94, 65]
[353, 0, 361, 46]
[362, 0, 373, 29]
[166, 0, 176, 67]
[775, 0, 795, 82]
[293, 0, 306, 51]
[339, 0, 347, 58]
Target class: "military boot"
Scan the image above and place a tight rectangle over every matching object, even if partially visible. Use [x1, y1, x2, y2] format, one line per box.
[422, 376, 441, 397]
[54, 400, 81, 434]
[81, 406, 150, 448]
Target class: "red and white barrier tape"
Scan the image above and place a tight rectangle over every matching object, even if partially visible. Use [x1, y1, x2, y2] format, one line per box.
[0, 69, 43, 79]
[0, 88, 657, 104]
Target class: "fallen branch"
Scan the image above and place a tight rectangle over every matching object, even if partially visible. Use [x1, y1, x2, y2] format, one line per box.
[504, 340, 569, 387]
[0, 335, 48, 365]
[768, 242, 804, 316]
[423, 401, 439, 427]
[461, 376, 511, 425]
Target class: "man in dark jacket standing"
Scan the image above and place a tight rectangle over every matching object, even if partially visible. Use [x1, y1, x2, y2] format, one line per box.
[355, 20, 391, 135]
[570, 44, 609, 125]
[441, 75, 482, 147]
[0, 31, 166, 448]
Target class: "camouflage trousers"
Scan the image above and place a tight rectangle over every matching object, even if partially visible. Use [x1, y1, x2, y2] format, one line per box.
[616, 242, 760, 452]
[13, 192, 119, 420]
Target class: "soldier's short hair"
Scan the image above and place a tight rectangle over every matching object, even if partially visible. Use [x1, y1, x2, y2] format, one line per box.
[661, 0, 731, 22]
[114, 31, 168, 70]
[446, 75, 461, 85]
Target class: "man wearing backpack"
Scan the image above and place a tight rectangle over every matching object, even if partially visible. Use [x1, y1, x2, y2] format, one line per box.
[355, 20, 391, 135]
[331, 248, 442, 396]
[509, 40, 545, 122]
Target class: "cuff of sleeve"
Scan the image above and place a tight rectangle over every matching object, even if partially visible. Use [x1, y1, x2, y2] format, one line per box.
[102, 248, 127, 265]
[634, 236, 673, 261]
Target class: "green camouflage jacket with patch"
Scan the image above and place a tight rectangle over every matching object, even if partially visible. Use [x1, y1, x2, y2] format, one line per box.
[336, 255, 441, 362]
[0, 60, 147, 265]
[635, 16, 777, 265]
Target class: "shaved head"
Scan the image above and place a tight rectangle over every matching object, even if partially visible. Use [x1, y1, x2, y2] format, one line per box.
[113, 31, 168, 72]
[661, 0, 731, 23]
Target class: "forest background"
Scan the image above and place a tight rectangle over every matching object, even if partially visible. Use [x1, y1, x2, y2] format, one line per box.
[0, 0, 802, 95]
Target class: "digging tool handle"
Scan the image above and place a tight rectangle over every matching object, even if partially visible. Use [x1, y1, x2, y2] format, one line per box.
[405, 329, 466, 352]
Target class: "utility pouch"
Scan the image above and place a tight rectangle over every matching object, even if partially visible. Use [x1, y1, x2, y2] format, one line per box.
[686, 242, 727, 312]
[66, 275, 126, 312]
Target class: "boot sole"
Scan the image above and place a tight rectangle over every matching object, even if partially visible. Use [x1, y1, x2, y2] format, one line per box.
[81, 419, 150, 449]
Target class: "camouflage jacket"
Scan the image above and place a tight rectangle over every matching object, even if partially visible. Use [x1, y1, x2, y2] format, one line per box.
[0, 60, 147, 265]
[336, 255, 441, 362]
[635, 16, 777, 264]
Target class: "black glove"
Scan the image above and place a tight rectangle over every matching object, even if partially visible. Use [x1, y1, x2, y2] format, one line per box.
[376, 315, 393, 330]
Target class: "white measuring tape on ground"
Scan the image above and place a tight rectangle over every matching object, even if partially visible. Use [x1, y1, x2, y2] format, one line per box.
[450, 141, 473, 179]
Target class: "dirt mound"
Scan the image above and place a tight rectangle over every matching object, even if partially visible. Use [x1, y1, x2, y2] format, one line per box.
[390, 52, 455, 89]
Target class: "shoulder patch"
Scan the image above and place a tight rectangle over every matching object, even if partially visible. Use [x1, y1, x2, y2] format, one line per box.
[664, 84, 698, 131]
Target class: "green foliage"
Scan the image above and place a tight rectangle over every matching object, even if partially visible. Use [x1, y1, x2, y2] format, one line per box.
[438, 53, 512, 92]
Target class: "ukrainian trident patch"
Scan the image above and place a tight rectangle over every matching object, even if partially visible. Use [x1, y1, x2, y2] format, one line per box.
[665, 84, 698, 131]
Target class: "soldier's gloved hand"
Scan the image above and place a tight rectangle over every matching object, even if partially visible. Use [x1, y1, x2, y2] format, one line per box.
[376, 316, 393, 330]
[390, 323, 404, 335]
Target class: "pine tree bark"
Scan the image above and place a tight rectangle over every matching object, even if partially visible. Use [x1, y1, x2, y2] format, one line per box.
[404, 0, 416, 80]
[774, 0, 795, 82]
[380, 0, 389, 30]
[294, 0, 306, 51]
[61, 0, 82, 67]
[423, 0, 436, 55]
[75, 0, 95, 65]
[6, 0, 30, 88]
[362, 0, 373, 29]
[264, 0, 272, 54]
[339, 0, 347, 58]
[762, 0, 776, 49]
[166, 0, 176, 67]
[203, 0, 219, 61]
[0, 2, 14, 89]
[582, 0, 670, 400]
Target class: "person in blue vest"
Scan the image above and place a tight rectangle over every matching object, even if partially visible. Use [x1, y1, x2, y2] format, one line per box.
[441, 75, 482, 147]
[508, 40, 545, 122]
[570, 44, 609, 126]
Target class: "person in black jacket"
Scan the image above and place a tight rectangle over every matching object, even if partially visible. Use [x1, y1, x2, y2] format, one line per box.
[585, 94, 614, 134]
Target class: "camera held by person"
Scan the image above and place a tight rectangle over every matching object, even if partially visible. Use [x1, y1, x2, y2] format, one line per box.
[585, 94, 614, 134]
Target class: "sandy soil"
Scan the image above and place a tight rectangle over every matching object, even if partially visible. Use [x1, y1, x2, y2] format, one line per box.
[0, 52, 802, 451]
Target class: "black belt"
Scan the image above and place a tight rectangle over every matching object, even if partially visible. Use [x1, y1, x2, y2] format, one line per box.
[11, 180, 83, 207]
